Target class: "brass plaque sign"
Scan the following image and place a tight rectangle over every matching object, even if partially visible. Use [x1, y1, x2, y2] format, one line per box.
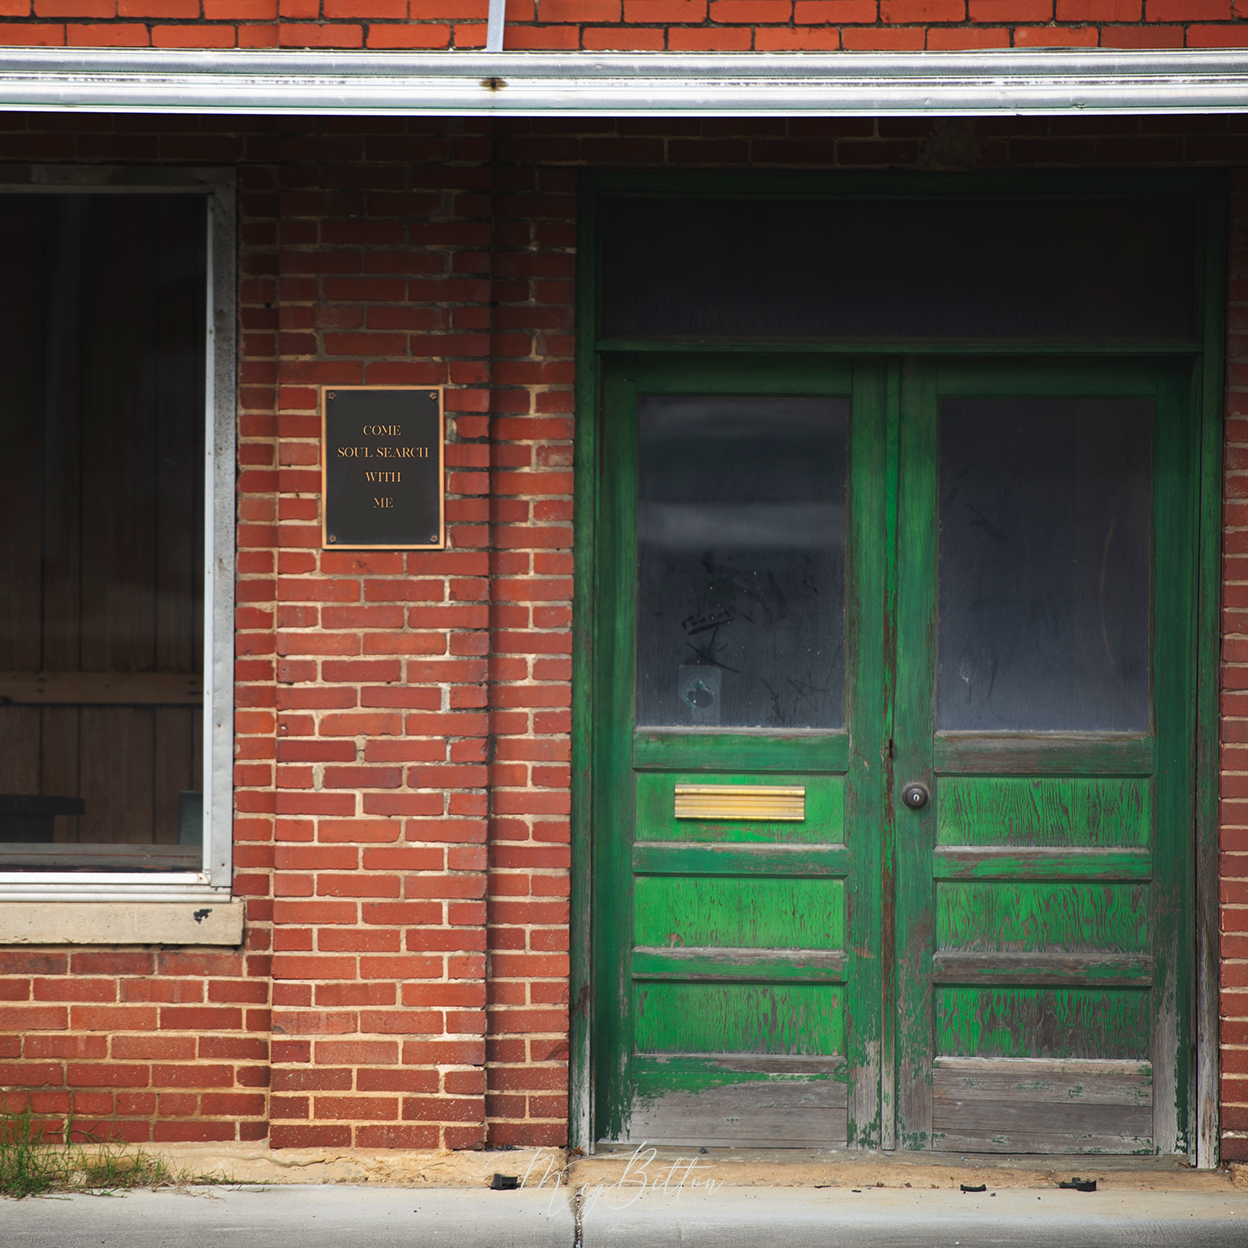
[321, 386, 444, 550]
[673, 784, 806, 821]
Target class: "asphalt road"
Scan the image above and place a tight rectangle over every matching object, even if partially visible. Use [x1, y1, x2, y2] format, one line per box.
[3, 1183, 1246, 1248]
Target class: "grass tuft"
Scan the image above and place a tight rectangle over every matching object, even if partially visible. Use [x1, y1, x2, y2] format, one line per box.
[0, 1110, 231, 1199]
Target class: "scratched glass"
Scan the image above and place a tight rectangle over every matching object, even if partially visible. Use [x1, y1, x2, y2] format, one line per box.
[635, 396, 848, 730]
[937, 398, 1152, 733]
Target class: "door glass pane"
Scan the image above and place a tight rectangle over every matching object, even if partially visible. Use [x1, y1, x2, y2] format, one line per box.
[937, 398, 1151, 732]
[636, 396, 848, 729]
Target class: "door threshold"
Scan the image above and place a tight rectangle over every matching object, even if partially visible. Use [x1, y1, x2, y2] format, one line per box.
[577, 1148, 1230, 1190]
[591, 1145, 1194, 1168]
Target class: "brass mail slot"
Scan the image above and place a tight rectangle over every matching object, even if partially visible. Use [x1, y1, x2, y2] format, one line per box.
[673, 784, 806, 822]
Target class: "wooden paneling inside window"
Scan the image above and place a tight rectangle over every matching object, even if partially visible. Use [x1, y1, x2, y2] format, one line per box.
[0, 194, 207, 871]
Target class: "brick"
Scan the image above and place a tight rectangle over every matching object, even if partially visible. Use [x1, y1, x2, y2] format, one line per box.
[1147, 0, 1228, 14]
[66, 19, 149, 40]
[880, 0, 964, 14]
[25, 1035, 107, 1059]
[0, 1063, 64, 1087]
[67, 1064, 149, 1088]
[1186, 23, 1248, 43]
[1011, 23, 1099, 43]
[112, 1036, 198, 1061]
[968, 0, 1048, 11]
[34, 0, 114, 12]
[159, 1007, 245, 1030]
[118, 0, 199, 13]
[204, 0, 274, 12]
[0, 20, 64, 37]
[0, 953, 68, 975]
[1056, 0, 1134, 13]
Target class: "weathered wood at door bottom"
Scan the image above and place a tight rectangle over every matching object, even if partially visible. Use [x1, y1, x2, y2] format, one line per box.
[931, 1058, 1154, 1154]
[628, 1055, 847, 1148]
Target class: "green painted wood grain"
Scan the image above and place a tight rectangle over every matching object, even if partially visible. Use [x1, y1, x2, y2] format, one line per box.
[936, 986, 1151, 1061]
[633, 1054, 844, 1096]
[844, 355, 891, 1148]
[931, 952, 1153, 986]
[1148, 355, 1200, 1154]
[936, 778, 1150, 848]
[632, 948, 845, 983]
[931, 847, 1151, 881]
[936, 882, 1149, 953]
[635, 772, 843, 844]
[590, 355, 645, 1142]
[635, 876, 844, 950]
[634, 982, 844, 1055]
[933, 734, 1153, 777]
[634, 731, 849, 773]
[632, 842, 849, 877]
[893, 355, 939, 1149]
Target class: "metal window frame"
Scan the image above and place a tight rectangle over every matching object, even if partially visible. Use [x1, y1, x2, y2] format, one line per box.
[0, 164, 237, 903]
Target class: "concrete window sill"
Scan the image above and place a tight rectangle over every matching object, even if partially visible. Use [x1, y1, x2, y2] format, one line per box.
[0, 901, 245, 945]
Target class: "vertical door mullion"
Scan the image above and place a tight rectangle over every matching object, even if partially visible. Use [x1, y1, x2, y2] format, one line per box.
[592, 358, 641, 1144]
[893, 357, 939, 1150]
[1151, 365, 1199, 1155]
[845, 356, 889, 1148]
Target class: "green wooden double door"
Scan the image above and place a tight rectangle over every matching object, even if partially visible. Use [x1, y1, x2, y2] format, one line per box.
[592, 352, 1197, 1154]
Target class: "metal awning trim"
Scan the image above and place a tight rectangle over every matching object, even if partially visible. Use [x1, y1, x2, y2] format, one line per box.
[1, 47, 1248, 116]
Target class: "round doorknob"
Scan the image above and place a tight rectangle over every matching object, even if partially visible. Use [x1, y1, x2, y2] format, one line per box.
[901, 782, 930, 811]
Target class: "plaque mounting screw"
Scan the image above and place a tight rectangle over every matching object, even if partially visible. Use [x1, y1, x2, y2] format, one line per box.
[328, 535, 337, 543]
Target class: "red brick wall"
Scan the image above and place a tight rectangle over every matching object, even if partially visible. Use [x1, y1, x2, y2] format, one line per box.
[1220, 166, 1248, 1164]
[0, 949, 268, 1142]
[0, 113, 1243, 1157]
[3, 0, 1248, 53]
[235, 126, 575, 1149]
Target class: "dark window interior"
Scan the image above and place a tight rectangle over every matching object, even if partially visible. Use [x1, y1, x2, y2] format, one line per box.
[600, 194, 1200, 343]
[0, 193, 207, 871]
[636, 395, 848, 730]
[937, 397, 1152, 733]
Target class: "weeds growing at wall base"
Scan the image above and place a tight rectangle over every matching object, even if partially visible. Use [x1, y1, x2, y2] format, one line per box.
[0, 1110, 228, 1199]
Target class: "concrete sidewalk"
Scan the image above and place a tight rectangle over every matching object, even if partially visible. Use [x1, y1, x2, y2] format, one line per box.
[4, 1182, 1248, 1248]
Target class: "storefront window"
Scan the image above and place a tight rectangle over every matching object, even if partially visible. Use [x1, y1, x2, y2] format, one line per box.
[0, 192, 209, 873]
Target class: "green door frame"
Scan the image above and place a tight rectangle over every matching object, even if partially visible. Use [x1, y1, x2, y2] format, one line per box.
[570, 170, 1227, 1165]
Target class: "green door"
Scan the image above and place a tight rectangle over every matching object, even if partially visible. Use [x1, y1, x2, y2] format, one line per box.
[591, 353, 1196, 1154]
[893, 358, 1196, 1154]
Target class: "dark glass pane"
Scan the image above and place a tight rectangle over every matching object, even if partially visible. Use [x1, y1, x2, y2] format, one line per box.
[937, 399, 1151, 732]
[636, 396, 847, 730]
[600, 195, 1198, 343]
[0, 194, 206, 870]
